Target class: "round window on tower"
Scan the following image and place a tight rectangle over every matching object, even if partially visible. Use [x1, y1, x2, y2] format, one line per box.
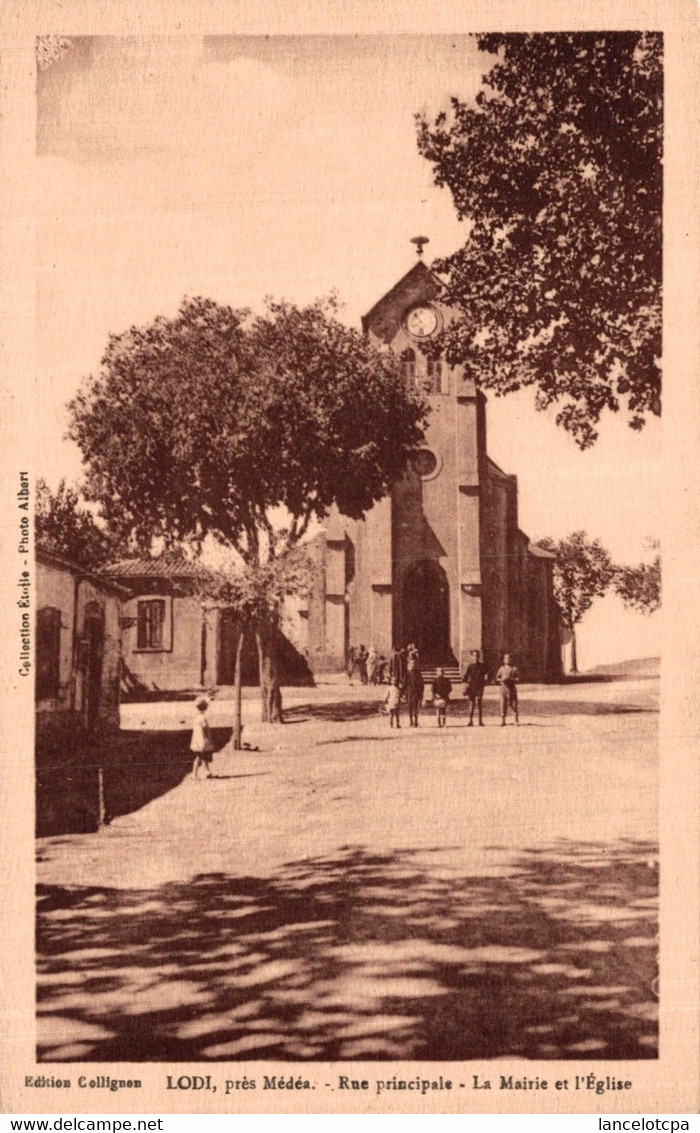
[410, 447, 441, 480]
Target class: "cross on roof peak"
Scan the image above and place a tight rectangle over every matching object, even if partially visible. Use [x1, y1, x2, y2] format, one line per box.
[410, 235, 429, 258]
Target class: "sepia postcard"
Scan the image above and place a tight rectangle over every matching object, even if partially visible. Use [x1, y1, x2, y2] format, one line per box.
[0, 0, 698, 1118]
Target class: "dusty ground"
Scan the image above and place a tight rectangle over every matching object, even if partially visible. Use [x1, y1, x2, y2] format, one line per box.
[36, 671, 659, 1062]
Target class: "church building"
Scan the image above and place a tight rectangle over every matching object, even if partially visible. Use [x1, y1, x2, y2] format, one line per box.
[305, 254, 562, 682]
[102, 252, 563, 695]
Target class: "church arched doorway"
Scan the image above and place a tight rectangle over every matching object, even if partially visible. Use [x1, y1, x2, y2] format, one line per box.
[402, 559, 450, 665]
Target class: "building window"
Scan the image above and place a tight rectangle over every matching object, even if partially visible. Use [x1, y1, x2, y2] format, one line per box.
[400, 348, 416, 384]
[137, 599, 166, 650]
[410, 447, 441, 480]
[36, 606, 62, 700]
[427, 358, 443, 393]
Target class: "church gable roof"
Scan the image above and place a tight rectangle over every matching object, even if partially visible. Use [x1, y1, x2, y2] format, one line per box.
[362, 260, 442, 345]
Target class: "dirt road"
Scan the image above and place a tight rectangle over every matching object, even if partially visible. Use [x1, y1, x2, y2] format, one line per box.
[36, 674, 658, 1062]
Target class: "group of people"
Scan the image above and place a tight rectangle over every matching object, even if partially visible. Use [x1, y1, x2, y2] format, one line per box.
[347, 642, 427, 687]
[190, 647, 521, 773]
[384, 659, 452, 729]
[381, 649, 521, 729]
[463, 650, 520, 727]
[347, 644, 416, 686]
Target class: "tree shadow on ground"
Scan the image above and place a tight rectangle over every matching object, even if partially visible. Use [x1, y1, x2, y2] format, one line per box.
[37, 838, 658, 1062]
[284, 693, 657, 727]
[36, 729, 232, 836]
[561, 674, 660, 685]
[284, 701, 383, 723]
[446, 699, 657, 720]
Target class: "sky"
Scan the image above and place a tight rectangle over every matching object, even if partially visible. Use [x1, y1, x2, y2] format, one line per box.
[36, 34, 662, 665]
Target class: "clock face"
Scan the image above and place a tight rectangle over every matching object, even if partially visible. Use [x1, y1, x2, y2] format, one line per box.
[404, 304, 439, 339]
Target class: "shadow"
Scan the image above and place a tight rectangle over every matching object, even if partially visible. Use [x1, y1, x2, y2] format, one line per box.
[120, 660, 151, 698]
[561, 674, 660, 686]
[37, 839, 658, 1062]
[559, 659, 659, 686]
[36, 728, 232, 837]
[446, 721, 562, 729]
[218, 621, 315, 688]
[284, 701, 383, 723]
[206, 773, 269, 781]
[445, 699, 658, 719]
[121, 688, 205, 704]
[319, 734, 402, 746]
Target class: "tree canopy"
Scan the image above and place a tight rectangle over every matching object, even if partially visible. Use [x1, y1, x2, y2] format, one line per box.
[614, 542, 661, 614]
[35, 477, 121, 569]
[69, 296, 426, 559]
[417, 32, 662, 448]
[69, 295, 427, 718]
[537, 531, 615, 672]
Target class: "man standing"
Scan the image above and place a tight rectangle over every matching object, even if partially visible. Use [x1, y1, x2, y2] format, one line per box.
[463, 649, 489, 726]
[404, 658, 424, 727]
[496, 653, 520, 726]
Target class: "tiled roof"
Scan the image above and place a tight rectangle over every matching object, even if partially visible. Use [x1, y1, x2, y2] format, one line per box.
[101, 551, 215, 580]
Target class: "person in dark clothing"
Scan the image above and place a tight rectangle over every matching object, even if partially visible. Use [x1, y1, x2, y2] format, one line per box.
[463, 648, 489, 726]
[404, 658, 424, 727]
[432, 667, 452, 728]
[390, 646, 406, 687]
[356, 644, 368, 685]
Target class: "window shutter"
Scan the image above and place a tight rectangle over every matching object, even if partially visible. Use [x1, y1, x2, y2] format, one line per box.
[36, 607, 61, 699]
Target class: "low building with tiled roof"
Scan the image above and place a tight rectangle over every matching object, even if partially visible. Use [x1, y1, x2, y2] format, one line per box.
[101, 551, 217, 693]
[103, 549, 215, 582]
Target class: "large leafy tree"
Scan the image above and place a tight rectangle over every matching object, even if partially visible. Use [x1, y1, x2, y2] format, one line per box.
[417, 32, 662, 448]
[35, 478, 121, 569]
[69, 295, 427, 720]
[614, 541, 661, 614]
[537, 531, 615, 673]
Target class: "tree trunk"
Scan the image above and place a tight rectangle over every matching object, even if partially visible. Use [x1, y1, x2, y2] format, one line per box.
[233, 625, 244, 750]
[255, 614, 283, 723]
[570, 627, 578, 674]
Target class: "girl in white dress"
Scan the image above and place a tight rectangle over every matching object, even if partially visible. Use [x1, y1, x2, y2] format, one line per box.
[190, 698, 214, 779]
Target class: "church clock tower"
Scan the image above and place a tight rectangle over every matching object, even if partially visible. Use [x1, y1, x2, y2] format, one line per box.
[305, 247, 562, 683]
[355, 252, 486, 672]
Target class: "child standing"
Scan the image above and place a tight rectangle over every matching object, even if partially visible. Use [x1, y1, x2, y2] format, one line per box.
[432, 667, 452, 728]
[190, 697, 214, 779]
[385, 678, 402, 728]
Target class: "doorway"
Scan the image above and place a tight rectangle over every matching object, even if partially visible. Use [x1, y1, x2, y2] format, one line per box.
[402, 559, 450, 665]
